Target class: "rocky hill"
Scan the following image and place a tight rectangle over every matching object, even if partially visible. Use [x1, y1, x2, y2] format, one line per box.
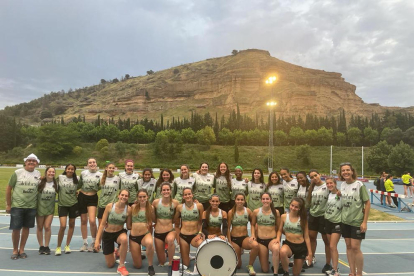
[3, 49, 414, 122]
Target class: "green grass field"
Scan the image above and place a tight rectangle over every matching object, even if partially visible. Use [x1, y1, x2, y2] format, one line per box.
[0, 167, 403, 221]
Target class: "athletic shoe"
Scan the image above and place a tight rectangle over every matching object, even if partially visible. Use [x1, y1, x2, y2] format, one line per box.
[283, 272, 289, 276]
[80, 243, 88, 252]
[39, 246, 45, 255]
[141, 253, 147, 260]
[312, 256, 316, 264]
[174, 240, 180, 253]
[179, 264, 188, 270]
[322, 264, 332, 274]
[117, 265, 129, 276]
[64, 245, 71, 254]
[158, 261, 170, 267]
[55, 247, 61, 256]
[330, 268, 341, 276]
[88, 242, 98, 253]
[390, 205, 397, 208]
[303, 261, 313, 269]
[189, 254, 196, 261]
[246, 265, 256, 276]
[148, 265, 155, 276]
[43, 246, 51, 255]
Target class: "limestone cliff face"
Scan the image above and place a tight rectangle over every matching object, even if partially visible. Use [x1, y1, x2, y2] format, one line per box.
[26, 49, 414, 121]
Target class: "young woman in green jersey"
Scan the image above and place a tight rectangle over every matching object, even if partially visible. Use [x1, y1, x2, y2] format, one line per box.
[339, 163, 370, 276]
[296, 171, 310, 211]
[119, 160, 140, 206]
[36, 167, 57, 255]
[247, 168, 266, 211]
[228, 193, 259, 276]
[305, 169, 331, 273]
[174, 187, 204, 269]
[127, 189, 155, 276]
[277, 198, 312, 276]
[152, 183, 179, 266]
[280, 168, 298, 213]
[193, 163, 215, 210]
[266, 172, 284, 215]
[214, 162, 232, 212]
[154, 169, 174, 199]
[94, 189, 130, 276]
[78, 158, 102, 252]
[324, 177, 342, 276]
[56, 164, 80, 256]
[202, 194, 228, 240]
[251, 192, 280, 275]
[138, 168, 157, 203]
[173, 164, 195, 202]
[97, 163, 120, 229]
[231, 166, 248, 209]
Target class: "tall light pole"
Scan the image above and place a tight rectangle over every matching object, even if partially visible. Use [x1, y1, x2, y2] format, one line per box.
[266, 76, 277, 173]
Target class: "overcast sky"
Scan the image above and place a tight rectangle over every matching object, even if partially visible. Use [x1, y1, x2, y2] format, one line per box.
[1, 0, 413, 110]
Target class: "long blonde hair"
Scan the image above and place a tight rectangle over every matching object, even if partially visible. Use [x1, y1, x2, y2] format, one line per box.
[132, 189, 152, 225]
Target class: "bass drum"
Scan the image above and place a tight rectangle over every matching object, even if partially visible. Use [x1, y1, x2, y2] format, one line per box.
[196, 237, 237, 276]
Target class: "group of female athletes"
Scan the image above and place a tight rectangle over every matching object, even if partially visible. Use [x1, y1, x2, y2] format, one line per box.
[36, 158, 370, 276]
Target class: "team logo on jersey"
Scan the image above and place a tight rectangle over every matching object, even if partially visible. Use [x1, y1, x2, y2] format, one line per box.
[279, 188, 283, 191]
[193, 210, 198, 214]
[352, 188, 357, 191]
[96, 175, 100, 178]
[34, 176, 39, 179]
[207, 179, 211, 182]
[260, 185, 264, 189]
[150, 184, 154, 186]
[322, 187, 326, 190]
[291, 184, 295, 187]
[242, 183, 246, 186]
[188, 182, 193, 184]
[114, 181, 118, 184]
[133, 177, 137, 179]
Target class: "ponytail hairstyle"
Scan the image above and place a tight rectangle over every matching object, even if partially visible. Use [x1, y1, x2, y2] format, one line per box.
[206, 194, 220, 227]
[251, 168, 264, 183]
[291, 197, 307, 232]
[133, 189, 152, 226]
[229, 192, 246, 224]
[267, 172, 281, 188]
[62, 164, 78, 185]
[181, 187, 194, 204]
[142, 168, 155, 181]
[156, 168, 174, 189]
[38, 167, 58, 192]
[160, 182, 173, 209]
[101, 162, 115, 186]
[306, 169, 321, 205]
[180, 164, 190, 179]
[280, 167, 293, 180]
[215, 162, 231, 189]
[261, 192, 277, 220]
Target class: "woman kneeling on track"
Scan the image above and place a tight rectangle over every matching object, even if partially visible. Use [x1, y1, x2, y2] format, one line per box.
[94, 189, 130, 276]
[174, 187, 204, 272]
[228, 193, 259, 276]
[152, 182, 179, 266]
[202, 194, 228, 240]
[277, 197, 312, 276]
[127, 189, 155, 276]
[251, 192, 280, 275]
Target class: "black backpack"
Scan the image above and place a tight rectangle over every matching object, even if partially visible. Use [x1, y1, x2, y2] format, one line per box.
[374, 178, 380, 190]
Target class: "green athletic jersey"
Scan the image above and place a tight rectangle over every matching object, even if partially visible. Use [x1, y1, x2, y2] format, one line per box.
[402, 174, 412, 184]
[384, 179, 394, 192]
[324, 193, 342, 223]
[341, 181, 369, 227]
[193, 173, 215, 203]
[214, 176, 231, 203]
[231, 178, 247, 200]
[181, 203, 200, 221]
[247, 182, 266, 211]
[79, 170, 102, 193]
[98, 176, 120, 208]
[132, 209, 147, 223]
[267, 184, 284, 208]
[208, 209, 223, 228]
[283, 179, 299, 209]
[118, 172, 140, 204]
[9, 168, 41, 209]
[37, 183, 56, 216]
[310, 183, 329, 217]
[297, 185, 310, 209]
[256, 208, 276, 226]
[138, 178, 157, 202]
[57, 175, 80, 207]
[173, 177, 195, 202]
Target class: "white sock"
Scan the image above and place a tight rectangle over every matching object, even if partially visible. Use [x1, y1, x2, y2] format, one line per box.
[193, 263, 197, 273]
[83, 239, 88, 244]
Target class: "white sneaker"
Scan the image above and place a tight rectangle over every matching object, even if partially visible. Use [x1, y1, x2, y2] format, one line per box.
[80, 243, 88, 252]
[88, 242, 95, 252]
[179, 264, 188, 270]
[189, 254, 196, 261]
[312, 256, 316, 264]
